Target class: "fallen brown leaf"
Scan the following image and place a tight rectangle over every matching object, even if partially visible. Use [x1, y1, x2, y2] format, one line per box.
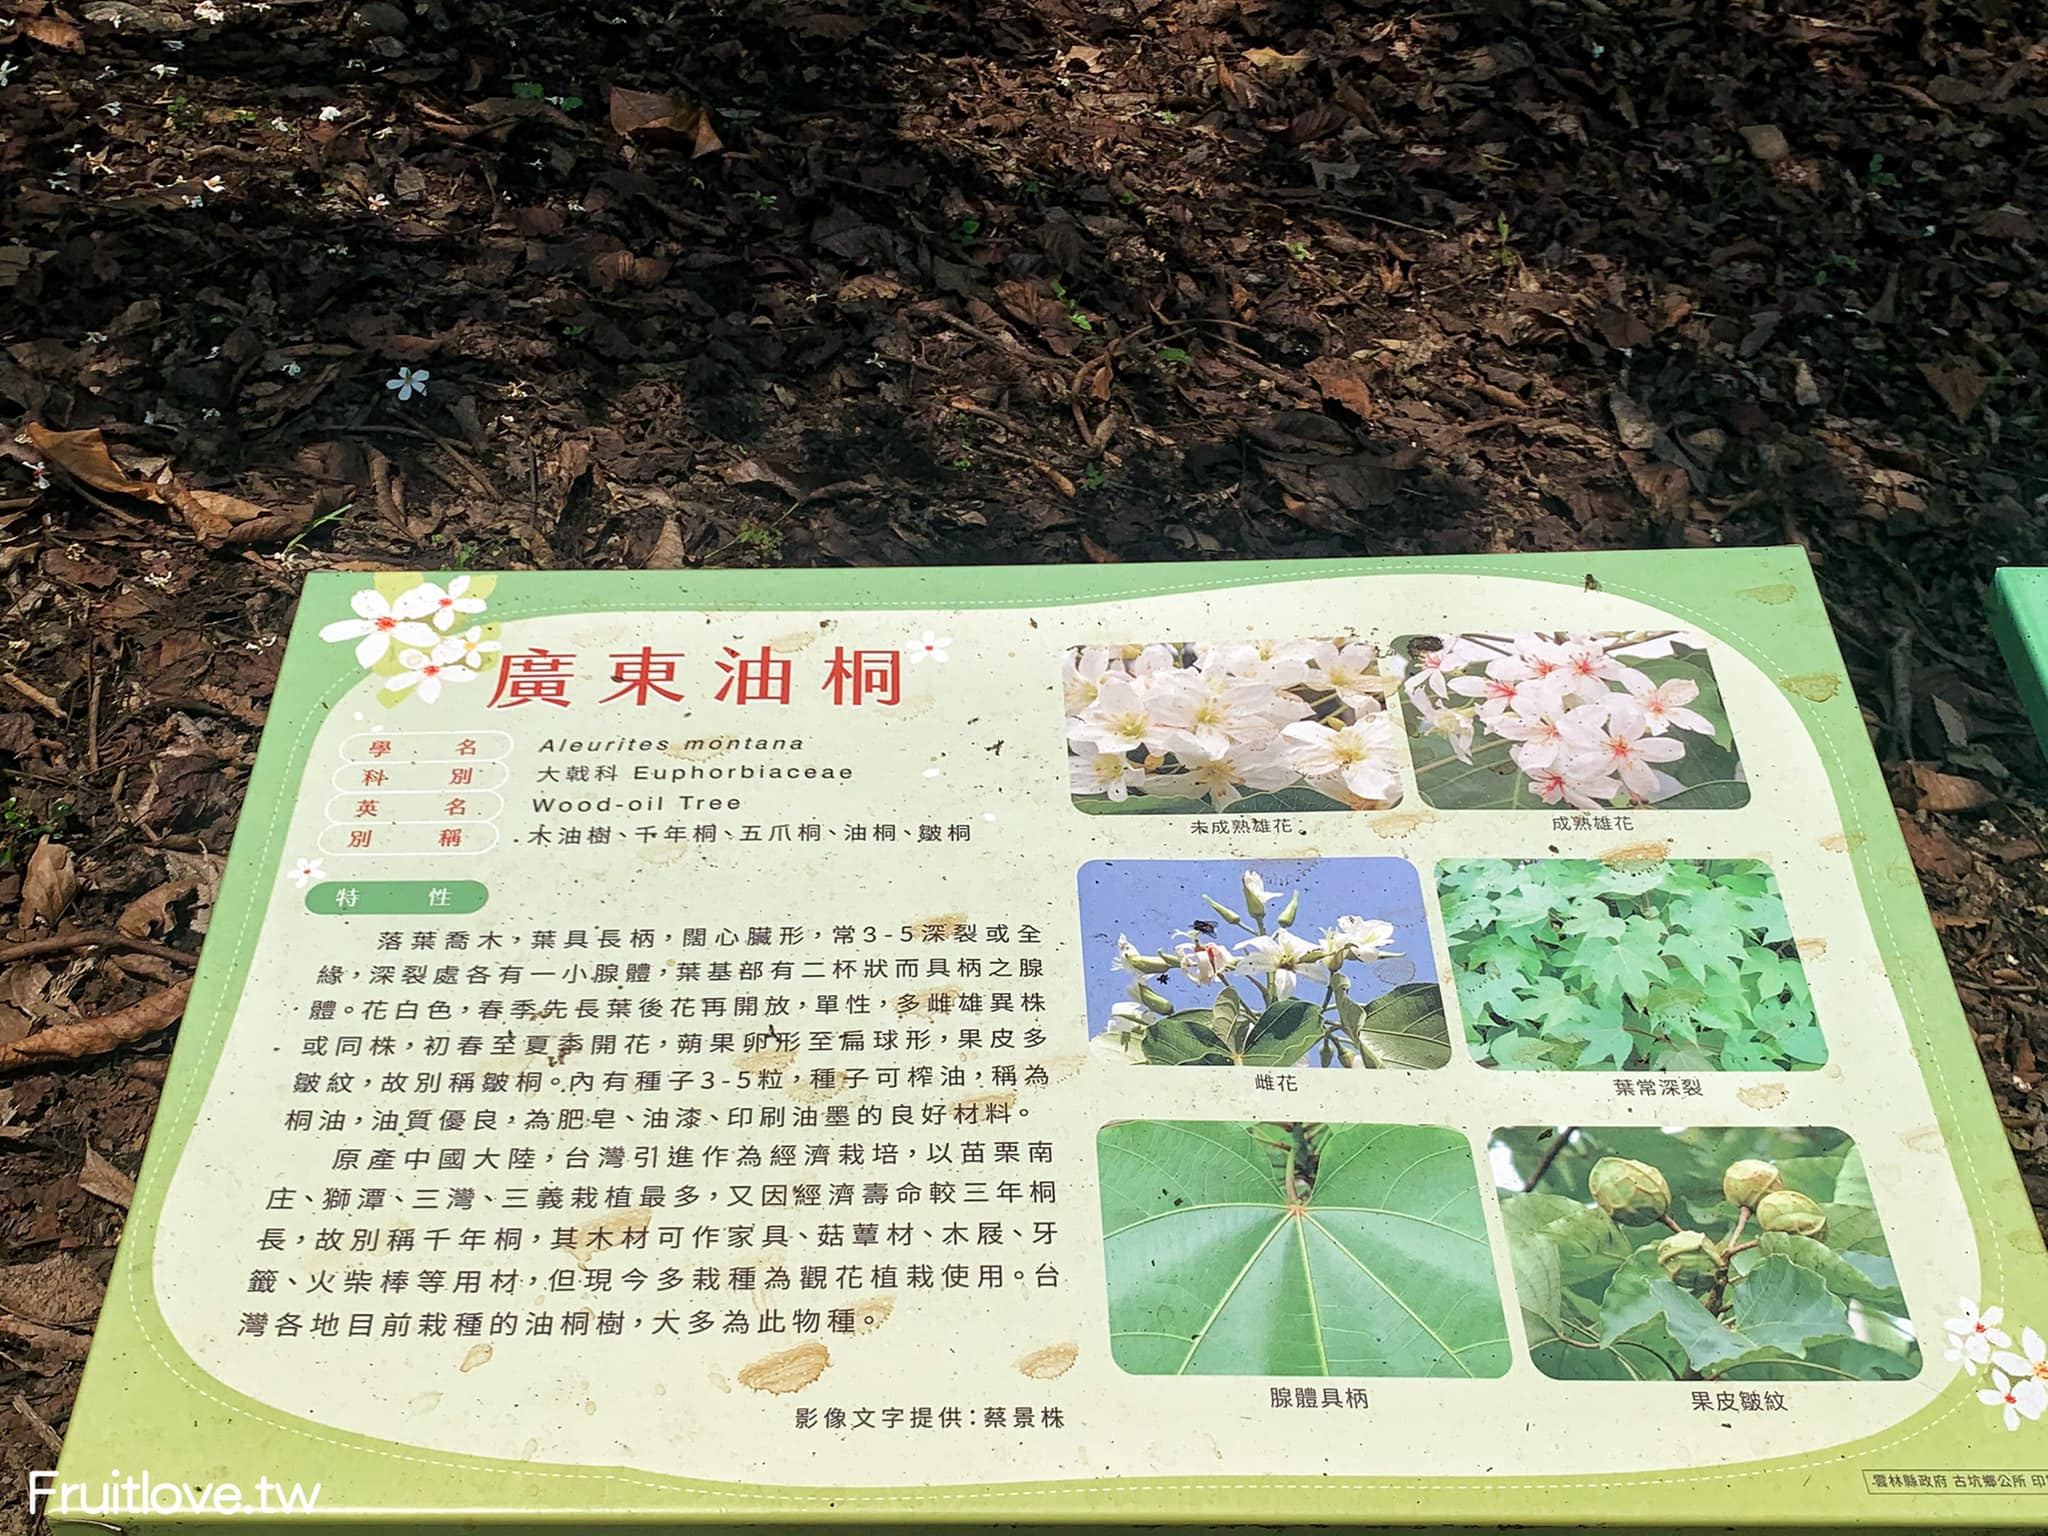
[0, 1253, 106, 1327]
[1306, 359, 1375, 420]
[0, 1312, 88, 1374]
[24, 423, 167, 502]
[170, 486, 269, 541]
[1919, 359, 1987, 423]
[1078, 531, 1121, 562]
[590, 249, 673, 292]
[609, 86, 722, 156]
[79, 1144, 135, 1210]
[1243, 47, 1315, 76]
[645, 515, 686, 570]
[1909, 762, 1997, 813]
[18, 838, 77, 929]
[21, 16, 85, 51]
[116, 878, 199, 939]
[0, 981, 190, 1074]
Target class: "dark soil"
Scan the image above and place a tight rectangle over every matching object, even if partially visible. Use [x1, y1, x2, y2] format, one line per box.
[1, 0, 2045, 1522]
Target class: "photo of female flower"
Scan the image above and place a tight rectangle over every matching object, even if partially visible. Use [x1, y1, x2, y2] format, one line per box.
[1394, 630, 1747, 810]
[1081, 858, 1450, 1069]
[1099, 1119, 1510, 1377]
[1491, 1125, 1919, 1382]
[1065, 639, 1404, 813]
[1439, 858, 1824, 1072]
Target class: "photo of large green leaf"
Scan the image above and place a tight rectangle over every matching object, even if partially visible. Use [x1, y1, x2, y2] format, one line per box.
[1098, 1120, 1510, 1377]
[1492, 1126, 1921, 1382]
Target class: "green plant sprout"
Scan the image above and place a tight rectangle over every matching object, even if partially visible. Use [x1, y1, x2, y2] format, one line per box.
[281, 501, 354, 556]
[1049, 279, 1093, 333]
[1, 797, 72, 869]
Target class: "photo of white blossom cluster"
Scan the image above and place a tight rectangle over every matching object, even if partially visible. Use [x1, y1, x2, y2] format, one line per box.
[1394, 630, 1748, 811]
[1065, 640, 1405, 814]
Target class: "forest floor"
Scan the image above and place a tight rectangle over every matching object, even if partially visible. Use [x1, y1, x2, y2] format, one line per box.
[0, 0, 2045, 1519]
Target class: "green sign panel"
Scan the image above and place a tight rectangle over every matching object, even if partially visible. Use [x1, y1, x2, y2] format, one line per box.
[51, 553, 2048, 1531]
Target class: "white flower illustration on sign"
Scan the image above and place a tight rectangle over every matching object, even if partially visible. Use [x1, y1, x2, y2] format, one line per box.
[388, 641, 478, 703]
[1980, 1368, 2047, 1432]
[445, 625, 501, 668]
[1945, 1298, 2011, 1375]
[318, 577, 500, 707]
[317, 587, 437, 667]
[286, 857, 326, 889]
[908, 630, 951, 663]
[410, 575, 486, 632]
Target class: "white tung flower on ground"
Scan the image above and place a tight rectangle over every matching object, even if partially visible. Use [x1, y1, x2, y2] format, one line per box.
[387, 366, 429, 401]
[318, 586, 438, 666]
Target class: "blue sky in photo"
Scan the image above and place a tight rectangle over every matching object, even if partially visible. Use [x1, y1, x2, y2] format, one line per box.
[1077, 857, 1439, 1036]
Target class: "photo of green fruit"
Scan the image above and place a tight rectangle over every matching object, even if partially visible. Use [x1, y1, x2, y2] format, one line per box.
[1492, 1126, 1920, 1382]
[1097, 1119, 1509, 1377]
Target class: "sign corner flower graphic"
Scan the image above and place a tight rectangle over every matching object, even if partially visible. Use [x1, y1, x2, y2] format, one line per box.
[1946, 1299, 2048, 1431]
[317, 575, 501, 707]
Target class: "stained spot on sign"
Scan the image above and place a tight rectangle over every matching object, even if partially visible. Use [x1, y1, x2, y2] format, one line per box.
[1737, 1083, 1789, 1110]
[1780, 673, 1842, 702]
[1739, 583, 1798, 605]
[738, 1044, 798, 1074]
[1602, 840, 1671, 866]
[739, 1342, 830, 1394]
[459, 1343, 493, 1373]
[1017, 1342, 1078, 1379]
[851, 1296, 895, 1334]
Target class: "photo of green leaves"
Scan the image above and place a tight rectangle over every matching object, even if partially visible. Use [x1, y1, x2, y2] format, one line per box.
[1099, 1120, 1510, 1377]
[1493, 1126, 1919, 1382]
[1438, 858, 1825, 1072]
[1394, 630, 1748, 810]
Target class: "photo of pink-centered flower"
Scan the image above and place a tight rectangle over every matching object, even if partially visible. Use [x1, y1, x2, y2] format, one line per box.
[1065, 639, 1403, 814]
[1394, 631, 1747, 811]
